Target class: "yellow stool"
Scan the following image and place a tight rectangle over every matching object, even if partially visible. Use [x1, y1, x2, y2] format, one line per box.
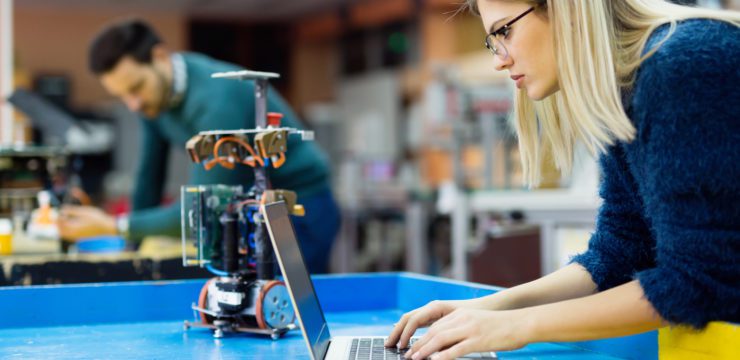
[659, 322, 740, 359]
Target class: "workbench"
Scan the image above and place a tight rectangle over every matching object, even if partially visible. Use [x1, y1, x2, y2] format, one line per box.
[0, 272, 656, 359]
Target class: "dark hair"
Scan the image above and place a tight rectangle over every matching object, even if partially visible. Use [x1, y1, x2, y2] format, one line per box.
[88, 19, 162, 75]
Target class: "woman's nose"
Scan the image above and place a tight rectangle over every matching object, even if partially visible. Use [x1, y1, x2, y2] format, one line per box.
[493, 54, 513, 71]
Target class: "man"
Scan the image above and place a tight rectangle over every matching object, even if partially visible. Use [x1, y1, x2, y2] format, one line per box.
[59, 19, 339, 273]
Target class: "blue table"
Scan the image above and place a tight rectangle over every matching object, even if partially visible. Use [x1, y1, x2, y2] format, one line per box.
[0, 273, 656, 359]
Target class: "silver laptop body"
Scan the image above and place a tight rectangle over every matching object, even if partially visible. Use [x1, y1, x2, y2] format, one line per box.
[263, 202, 496, 360]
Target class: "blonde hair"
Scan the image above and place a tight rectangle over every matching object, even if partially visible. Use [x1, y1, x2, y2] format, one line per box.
[465, 0, 740, 186]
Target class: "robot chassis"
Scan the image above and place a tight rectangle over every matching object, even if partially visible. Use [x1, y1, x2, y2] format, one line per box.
[181, 70, 313, 339]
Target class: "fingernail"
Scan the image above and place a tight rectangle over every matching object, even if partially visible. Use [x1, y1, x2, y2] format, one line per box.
[411, 352, 419, 360]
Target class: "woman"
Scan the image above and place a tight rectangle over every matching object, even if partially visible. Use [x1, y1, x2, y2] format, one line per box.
[385, 1, 740, 359]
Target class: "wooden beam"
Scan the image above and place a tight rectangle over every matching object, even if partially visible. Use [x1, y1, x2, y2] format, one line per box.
[296, 11, 342, 42]
[349, 0, 414, 28]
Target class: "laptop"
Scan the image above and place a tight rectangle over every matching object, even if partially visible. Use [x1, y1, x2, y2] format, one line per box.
[262, 202, 497, 360]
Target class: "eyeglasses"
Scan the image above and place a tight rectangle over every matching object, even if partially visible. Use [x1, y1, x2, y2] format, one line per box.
[484, 7, 535, 60]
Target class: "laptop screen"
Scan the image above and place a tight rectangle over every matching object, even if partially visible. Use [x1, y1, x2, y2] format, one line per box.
[263, 202, 331, 360]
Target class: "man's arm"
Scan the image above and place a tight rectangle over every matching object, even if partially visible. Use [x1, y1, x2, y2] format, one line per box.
[127, 202, 181, 240]
[59, 119, 172, 242]
[131, 119, 169, 211]
[127, 120, 170, 242]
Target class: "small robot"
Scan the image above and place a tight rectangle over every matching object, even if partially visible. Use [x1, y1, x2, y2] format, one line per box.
[181, 70, 313, 339]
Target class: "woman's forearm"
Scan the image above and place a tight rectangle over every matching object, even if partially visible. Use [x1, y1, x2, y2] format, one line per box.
[524, 280, 664, 343]
[471, 263, 598, 310]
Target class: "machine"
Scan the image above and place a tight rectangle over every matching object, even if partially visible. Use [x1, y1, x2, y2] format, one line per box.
[0, 146, 68, 218]
[181, 70, 314, 339]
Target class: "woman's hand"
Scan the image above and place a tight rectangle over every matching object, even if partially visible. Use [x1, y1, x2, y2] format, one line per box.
[404, 280, 665, 360]
[405, 308, 531, 360]
[385, 300, 471, 349]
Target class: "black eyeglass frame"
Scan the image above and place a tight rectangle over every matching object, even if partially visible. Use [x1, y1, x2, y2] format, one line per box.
[484, 7, 536, 57]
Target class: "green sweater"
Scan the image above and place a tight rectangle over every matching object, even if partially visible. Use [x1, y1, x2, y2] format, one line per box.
[128, 53, 331, 241]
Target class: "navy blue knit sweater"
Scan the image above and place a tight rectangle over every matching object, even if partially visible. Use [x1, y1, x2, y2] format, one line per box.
[571, 19, 740, 329]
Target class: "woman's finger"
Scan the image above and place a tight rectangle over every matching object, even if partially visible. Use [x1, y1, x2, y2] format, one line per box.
[386, 311, 414, 346]
[397, 312, 426, 349]
[409, 325, 467, 360]
[430, 339, 476, 360]
[408, 309, 459, 354]
[390, 301, 454, 349]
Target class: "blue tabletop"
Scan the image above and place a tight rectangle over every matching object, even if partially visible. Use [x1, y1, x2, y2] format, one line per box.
[0, 273, 656, 359]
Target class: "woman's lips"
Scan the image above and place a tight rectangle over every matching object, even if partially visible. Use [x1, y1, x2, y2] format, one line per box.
[511, 75, 525, 88]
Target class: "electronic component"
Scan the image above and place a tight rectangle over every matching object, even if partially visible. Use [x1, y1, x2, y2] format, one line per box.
[181, 70, 311, 339]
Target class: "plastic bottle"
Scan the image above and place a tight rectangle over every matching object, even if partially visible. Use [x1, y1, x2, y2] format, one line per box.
[0, 218, 12, 255]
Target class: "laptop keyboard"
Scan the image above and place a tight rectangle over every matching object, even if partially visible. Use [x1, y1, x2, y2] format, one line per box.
[346, 338, 494, 360]
[348, 338, 415, 360]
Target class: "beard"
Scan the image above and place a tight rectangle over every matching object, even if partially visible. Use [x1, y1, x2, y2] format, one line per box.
[143, 66, 172, 118]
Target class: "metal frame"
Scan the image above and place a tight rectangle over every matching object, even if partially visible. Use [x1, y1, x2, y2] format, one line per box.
[461, 190, 601, 276]
[0, 0, 14, 145]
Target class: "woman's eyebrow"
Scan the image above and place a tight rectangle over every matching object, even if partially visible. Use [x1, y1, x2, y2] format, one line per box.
[489, 16, 511, 33]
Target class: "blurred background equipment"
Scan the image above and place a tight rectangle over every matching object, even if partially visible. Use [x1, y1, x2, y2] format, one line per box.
[8, 88, 88, 147]
[1, 0, 732, 290]
[0, 0, 597, 288]
[1, 85, 115, 255]
[0, 145, 67, 253]
[9, 83, 116, 202]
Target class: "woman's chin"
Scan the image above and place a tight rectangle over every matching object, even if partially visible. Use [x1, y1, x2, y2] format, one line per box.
[525, 85, 559, 101]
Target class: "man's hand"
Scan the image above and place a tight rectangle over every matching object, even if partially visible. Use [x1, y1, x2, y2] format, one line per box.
[58, 206, 117, 241]
[405, 308, 530, 360]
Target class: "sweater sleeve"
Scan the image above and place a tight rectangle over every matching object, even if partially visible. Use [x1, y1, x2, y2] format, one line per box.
[630, 21, 740, 328]
[131, 119, 169, 211]
[127, 200, 181, 241]
[570, 146, 655, 290]
[128, 120, 176, 242]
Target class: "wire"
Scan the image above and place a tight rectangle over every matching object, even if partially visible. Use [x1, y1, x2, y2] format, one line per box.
[212, 136, 264, 168]
[255, 138, 285, 169]
[242, 157, 257, 167]
[203, 158, 220, 170]
[212, 136, 259, 167]
[272, 152, 286, 168]
[260, 191, 267, 207]
[237, 199, 260, 210]
[248, 233, 256, 248]
[206, 263, 230, 277]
